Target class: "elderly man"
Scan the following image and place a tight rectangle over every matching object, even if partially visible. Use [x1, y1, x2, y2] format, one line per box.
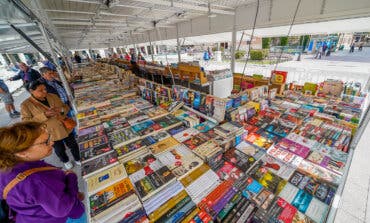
[8, 62, 41, 86]
[38, 67, 69, 105]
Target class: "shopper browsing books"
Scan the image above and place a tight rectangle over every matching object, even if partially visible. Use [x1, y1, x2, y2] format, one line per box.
[39, 67, 70, 106]
[0, 122, 86, 223]
[8, 62, 41, 88]
[20, 80, 81, 170]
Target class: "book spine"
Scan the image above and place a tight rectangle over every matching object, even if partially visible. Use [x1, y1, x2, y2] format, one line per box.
[216, 192, 243, 223]
[149, 190, 188, 221]
[212, 187, 238, 215]
[119, 208, 146, 223]
[90, 190, 134, 216]
[222, 197, 248, 223]
[236, 203, 256, 223]
[180, 208, 200, 223]
[230, 200, 251, 223]
[155, 196, 192, 223]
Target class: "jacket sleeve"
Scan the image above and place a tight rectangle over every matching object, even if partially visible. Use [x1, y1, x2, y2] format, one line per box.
[33, 176, 84, 218]
[20, 101, 48, 122]
[10, 72, 21, 81]
[31, 69, 42, 81]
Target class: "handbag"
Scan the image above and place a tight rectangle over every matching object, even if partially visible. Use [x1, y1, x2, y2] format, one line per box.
[29, 97, 76, 130]
[61, 117, 77, 130]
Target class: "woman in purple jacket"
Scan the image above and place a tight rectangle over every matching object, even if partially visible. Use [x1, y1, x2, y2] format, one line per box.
[0, 122, 85, 223]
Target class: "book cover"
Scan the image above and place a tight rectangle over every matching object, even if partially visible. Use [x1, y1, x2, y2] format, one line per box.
[167, 123, 189, 135]
[89, 178, 134, 216]
[156, 144, 203, 179]
[154, 114, 182, 129]
[224, 148, 256, 172]
[143, 130, 171, 145]
[276, 138, 311, 159]
[115, 139, 148, 158]
[103, 117, 130, 133]
[86, 164, 127, 194]
[215, 161, 244, 181]
[183, 134, 208, 150]
[108, 127, 141, 148]
[193, 140, 222, 160]
[236, 141, 265, 160]
[131, 119, 159, 136]
[251, 168, 287, 195]
[80, 143, 113, 162]
[78, 135, 109, 151]
[143, 106, 168, 118]
[82, 151, 118, 176]
[173, 128, 200, 143]
[149, 137, 179, 154]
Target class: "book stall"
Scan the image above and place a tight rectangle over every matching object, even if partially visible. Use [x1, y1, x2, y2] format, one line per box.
[72, 61, 368, 223]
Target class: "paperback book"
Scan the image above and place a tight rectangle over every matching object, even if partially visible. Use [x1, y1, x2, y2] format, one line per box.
[82, 151, 118, 177]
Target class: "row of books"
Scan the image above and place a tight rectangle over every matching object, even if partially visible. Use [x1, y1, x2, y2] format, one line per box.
[73, 64, 360, 223]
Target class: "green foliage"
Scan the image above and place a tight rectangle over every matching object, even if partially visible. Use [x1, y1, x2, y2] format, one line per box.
[262, 38, 271, 49]
[280, 36, 288, 46]
[235, 50, 246, 59]
[250, 50, 268, 60]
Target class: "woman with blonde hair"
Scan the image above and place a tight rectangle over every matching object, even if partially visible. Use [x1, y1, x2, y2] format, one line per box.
[0, 121, 85, 223]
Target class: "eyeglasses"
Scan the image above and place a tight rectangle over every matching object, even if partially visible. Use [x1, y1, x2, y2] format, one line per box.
[32, 133, 52, 147]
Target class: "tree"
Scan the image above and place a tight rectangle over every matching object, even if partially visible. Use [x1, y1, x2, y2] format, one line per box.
[262, 38, 271, 49]
[280, 37, 288, 46]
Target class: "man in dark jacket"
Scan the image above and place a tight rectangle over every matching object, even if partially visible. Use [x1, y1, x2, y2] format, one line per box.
[8, 62, 41, 87]
[39, 67, 70, 106]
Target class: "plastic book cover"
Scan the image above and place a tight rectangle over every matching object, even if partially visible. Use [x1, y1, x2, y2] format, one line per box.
[154, 114, 182, 129]
[245, 132, 274, 150]
[251, 168, 287, 195]
[297, 160, 341, 185]
[78, 124, 104, 138]
[89, 178, 134, 216]
[173, 128, 199, 143]
[276, 138, 311, 159]
[149, 136, 179, 154]
[131, 120, 159, 136]
[260, 155, 296, 181]
[143, 130, 171, 145]
[267, 197, 301, 223]
[115, 139, 148, 157]
[236, 141, 265, 160]
[82, 151, 118, 176]
[80, 143, 112, 162]
[167, 123, 188, 135]
[192, 140, 221, 159]
[103, 117, 130, 133]
[86, 164, 127, 194]
[183, 134, 208, 150]
[143, 106, 168, 118]
[215, 161, 244, 181]
[223, 148, 256, 172]
[108, 127, 140, 148]
[193, 121, 217, 133]
[78, 135, 109, 151]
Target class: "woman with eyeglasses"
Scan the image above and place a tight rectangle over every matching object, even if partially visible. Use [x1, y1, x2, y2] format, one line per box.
[20, 80, 80, 170]
[0, 122, 86, 223]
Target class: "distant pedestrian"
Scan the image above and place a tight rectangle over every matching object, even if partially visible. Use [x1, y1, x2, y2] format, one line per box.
[359, 43, 363, 51]
[350, 43, 355, 53]
[0, 79, 20, 118]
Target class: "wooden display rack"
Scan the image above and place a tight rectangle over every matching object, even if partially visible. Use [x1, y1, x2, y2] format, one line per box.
[176, 63, 208, 85]
[233, 73, 285, 95]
